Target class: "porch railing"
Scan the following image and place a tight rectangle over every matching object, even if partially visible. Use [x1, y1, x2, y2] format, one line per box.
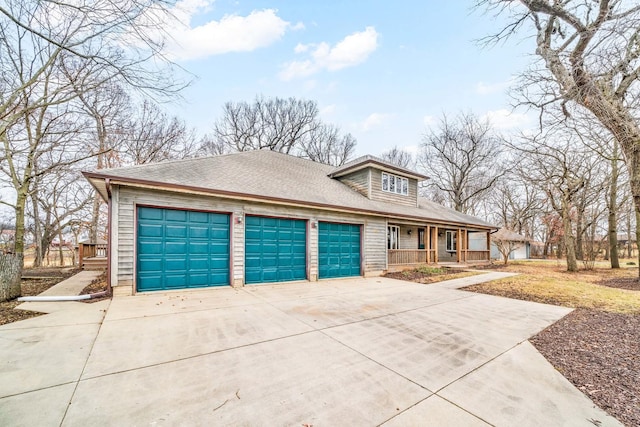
[78, 242, 107, 267]
[388, 249, 433, 265]
[388, 249, 490, 265]
[464, 250, 490, 262]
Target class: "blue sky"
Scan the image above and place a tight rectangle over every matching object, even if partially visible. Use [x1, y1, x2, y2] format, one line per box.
[162, 0, 537, 157]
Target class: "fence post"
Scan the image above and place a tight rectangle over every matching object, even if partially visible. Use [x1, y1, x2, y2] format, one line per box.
[0, 254, 22, 302]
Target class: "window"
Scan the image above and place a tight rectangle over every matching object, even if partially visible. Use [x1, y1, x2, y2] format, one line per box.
[446, 230, 457, 252]
[381, 172, 408, 196]
[388, 225, 399, 249]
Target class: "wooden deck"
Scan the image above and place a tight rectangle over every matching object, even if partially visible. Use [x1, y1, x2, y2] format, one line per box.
[79, 243, 107, 271]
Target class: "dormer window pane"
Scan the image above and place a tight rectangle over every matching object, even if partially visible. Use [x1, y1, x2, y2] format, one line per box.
[381, 172, 409, 196]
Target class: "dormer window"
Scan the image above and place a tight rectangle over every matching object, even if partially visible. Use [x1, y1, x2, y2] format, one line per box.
[382, 172, 408, 196]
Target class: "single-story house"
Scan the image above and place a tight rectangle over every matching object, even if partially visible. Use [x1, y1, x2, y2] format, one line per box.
[83, 150, 496, 295]
[490, 228, 530, 260]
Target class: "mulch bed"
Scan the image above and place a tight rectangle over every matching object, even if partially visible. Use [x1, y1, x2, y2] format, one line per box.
[79, 272, 111, 303]
[530, 309, 640, 427]
[597, 276, 640, 291]
[384, 268, 477, 284]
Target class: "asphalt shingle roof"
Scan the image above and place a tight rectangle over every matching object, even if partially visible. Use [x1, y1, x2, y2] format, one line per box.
[84, 150, 495, 229]
[492, 228, 529, 241]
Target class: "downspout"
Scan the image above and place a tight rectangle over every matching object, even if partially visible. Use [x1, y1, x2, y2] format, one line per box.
[105, 178, 112, 291]
[18, 291, 109, 302]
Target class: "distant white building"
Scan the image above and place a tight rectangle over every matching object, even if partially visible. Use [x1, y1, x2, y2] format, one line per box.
[490, 228, 530, 260]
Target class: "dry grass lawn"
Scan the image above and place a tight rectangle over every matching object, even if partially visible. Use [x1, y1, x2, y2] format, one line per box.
[466, 260, 640, 313]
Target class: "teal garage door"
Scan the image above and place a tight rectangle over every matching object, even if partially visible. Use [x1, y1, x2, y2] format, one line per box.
[136, 206, 230, 292]
[318, 222, 361, 278]
[245, 216, 306, 284]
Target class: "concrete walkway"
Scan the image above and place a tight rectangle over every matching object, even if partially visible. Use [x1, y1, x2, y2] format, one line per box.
[432, 271, 520, 289]
[14, 269, 104, 316]
[0, 272, 622, 426]
[37, 270, 103, 297]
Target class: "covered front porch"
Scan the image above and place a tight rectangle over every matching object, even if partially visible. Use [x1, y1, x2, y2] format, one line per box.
[386, 223, 491, 269]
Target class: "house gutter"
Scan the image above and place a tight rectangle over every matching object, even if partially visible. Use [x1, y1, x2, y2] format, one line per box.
[18, 290, 109, 302]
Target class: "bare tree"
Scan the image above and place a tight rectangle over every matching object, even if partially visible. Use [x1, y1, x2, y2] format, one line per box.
[209, 96, 357, 166]
[513, 127, 604, 272]
[418, 112, 504, 214]
[29, 170, 92, 267]
[199, 135, 229, 157]
[120, 100, 197, 165]
[77, 83, 130, 242]
[0, 40, 97, 271]
[381, 146, 415, 168]
[490, 177, 544, 238]
[0, 0, 186, 297]
[302, 124, 356, 166]
[493, 235, 526, 265]
[478, 0, 640, 270]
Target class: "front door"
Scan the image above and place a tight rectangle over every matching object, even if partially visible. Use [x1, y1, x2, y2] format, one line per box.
[418, 228, 425, 250]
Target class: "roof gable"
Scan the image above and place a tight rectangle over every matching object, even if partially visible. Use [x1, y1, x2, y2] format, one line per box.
[329, 155, 429, 181]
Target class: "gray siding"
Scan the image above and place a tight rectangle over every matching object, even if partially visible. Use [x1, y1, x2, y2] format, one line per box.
[363, 218, 387, 273]
[468, 232, 488, 251]
[398, 225, 418, 249]
[369, 168, 418, 207]
[114, 186, 387, 293]
[338, 169, 370, 198]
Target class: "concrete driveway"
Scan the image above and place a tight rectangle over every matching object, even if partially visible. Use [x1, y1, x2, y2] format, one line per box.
[0, 275, 621, 426]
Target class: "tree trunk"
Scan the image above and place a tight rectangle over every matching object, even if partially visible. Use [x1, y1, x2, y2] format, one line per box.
[636, 210, 640, 278]
[608, 142, 620, 268]
[14, 191, 27, 265]
[575, 211, 584, 261]
[58, 229, 65, 266]
[562, 201, 578, 272]
[31, 192, 43, 268]
[627, 212, 633, 259]
[10, 191, 27, 298]
[0, 254, 22, 302]
[89, 195, 101, 243]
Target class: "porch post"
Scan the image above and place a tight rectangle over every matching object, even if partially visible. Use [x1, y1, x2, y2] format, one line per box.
[486, 230, 491, 261]
[457, 228, 461, 263]
[78, 243, 84, 269]
[426, 225, 431, 263]
[464, 230, 469, 263]
[434, 226, 439, 263]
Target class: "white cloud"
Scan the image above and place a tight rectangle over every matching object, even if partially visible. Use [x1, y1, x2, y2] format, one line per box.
[279, 26, 379, 80]
[360, 112, 394, 132]
[475, 78, 514, 95]
[294, 43, 309, 53]
[402, 144, 420, 155]
[422, 115, 436, 127]
[482, 109, 532, 130]
[319, 104, 337, 116]
[150, 1, 292, 61]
